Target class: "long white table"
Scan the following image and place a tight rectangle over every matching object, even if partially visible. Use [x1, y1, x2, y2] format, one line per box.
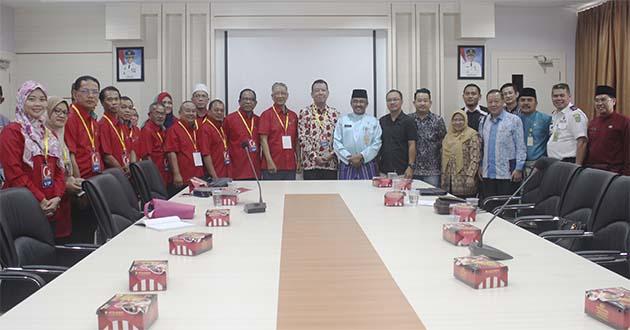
[0, 180, 628, 329]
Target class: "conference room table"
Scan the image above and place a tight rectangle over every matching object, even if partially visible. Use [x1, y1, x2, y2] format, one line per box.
[0, 180, 628, 329]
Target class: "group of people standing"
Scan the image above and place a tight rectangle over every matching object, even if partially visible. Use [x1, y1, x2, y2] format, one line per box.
[0, 75, 627, 243]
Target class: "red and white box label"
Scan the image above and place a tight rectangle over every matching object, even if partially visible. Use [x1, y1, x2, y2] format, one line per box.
[393, 178, 412, 190]
[206, 209, 230, 227]
[585, 287, 630, 329]
[129, 260, 168, 292]
[97, 294, 158, 330]
[372, 177, 393, 188]
[453, 256, 508, 289]
[169, 232, 213, 256]
[384, 191, 405, 207]
[450, 203, 477, 222]
[442, 223, 481, 246]
[188, 176, 208, 192]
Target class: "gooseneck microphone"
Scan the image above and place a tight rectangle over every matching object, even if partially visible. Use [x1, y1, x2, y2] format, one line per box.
[469, 157, 555, 260]
[241, 141, 266, 213]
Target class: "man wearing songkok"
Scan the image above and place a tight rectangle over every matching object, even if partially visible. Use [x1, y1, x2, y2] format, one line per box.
[224, 89, 261, 180]
[259, 82, 299, 180]
[411, 88, 446, 187]
[517, 87, 551, 174]
[585, 85, 629, 175]
[199, 99, 231, 179]
[298, 79, 340, 180]
[334, 89, 382, 180]
[164, 101, 204, 189]
[547, 83, 588, 164]
[140, 102, 171, 185]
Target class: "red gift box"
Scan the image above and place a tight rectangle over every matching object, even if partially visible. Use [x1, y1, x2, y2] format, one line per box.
[188, 176, 208, 192]
[384, 191, 405, 207]
[585, 287, 630, 329]
[97, 294, 158, 330]
[169, 232, 213, 256]
[372, 177, 393, 188]
[450, 203, 477, 222]
[393, 178, 412, 190]
[442, 223, 481, 246]
[453, 256, 508, 289]
[129, 260, 168, 292]
[206, 209, 230, 227]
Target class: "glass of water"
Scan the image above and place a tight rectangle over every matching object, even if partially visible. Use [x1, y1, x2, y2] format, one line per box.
[407, 189, 419, 206]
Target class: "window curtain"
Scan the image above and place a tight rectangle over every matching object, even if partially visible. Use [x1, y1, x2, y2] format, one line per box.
[575, 0, 629, 118]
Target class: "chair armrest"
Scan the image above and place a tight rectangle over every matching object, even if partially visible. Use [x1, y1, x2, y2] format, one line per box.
[5, 265, 67, 283]
[55, 245, 97, 267]
[0, 269, 45, 288]
[539, 230, 593, 240]
[482, 195, 520, 208]
[513, 215, 557, 226]
[577, 250, 625, 257]
[492, 203, 536, 216]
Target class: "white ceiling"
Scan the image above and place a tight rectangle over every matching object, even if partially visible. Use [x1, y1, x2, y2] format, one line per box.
[2, 0, 598, 10]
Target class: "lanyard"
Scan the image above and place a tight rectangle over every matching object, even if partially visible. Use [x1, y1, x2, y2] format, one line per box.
[43, 128, 50, 158]
[177, 121, 198, 151]
[71, 104, 96, 151]
[237, 110, 255, 137]
[102, 114, 127, 152]
[155, 131, 164, 143]
[311, 104, 327, 129]
[204, 118, 227, 150]
[272, 105, 289, 133]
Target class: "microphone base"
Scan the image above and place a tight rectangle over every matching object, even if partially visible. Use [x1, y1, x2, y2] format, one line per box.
[468, 242, 513, 260]
[244, 202, 266, 214]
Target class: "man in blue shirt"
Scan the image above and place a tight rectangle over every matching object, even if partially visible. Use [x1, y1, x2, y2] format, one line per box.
[517, 87, 551, 175]
[334, 89, 382, 180]
[479, 89, 527, 200]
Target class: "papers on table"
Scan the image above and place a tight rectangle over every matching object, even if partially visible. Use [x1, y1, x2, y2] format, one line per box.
[419, 199, 436, 207]
[135, 216, 195, 231]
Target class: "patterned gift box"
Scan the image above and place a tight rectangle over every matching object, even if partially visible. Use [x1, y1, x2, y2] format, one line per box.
[384, 190, 405, 207]
[169, 232, 213, 256]
[442, 223, 481, 246]
[206, 209, 230, 227]
[450, 203, 476, 222]
[393, 178, 412, 190]
[188, 176, 208, 192]
[372, 176, 393, 188]
[129, 260, 168, 292]
[97, 294, 158, 330]
[585, 287, 630, 329]
[453, 256, 508, 290]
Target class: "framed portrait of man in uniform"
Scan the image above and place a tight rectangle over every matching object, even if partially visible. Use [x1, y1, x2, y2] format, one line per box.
[457, 45, 484, 80]
[116, 47, 144, 82]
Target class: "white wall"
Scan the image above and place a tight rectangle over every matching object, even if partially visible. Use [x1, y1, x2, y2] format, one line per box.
[0, 5, 16, 119]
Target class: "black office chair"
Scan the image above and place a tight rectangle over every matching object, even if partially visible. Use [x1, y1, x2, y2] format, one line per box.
[0, 188, 96, 312]
[129, 160, 168, 206]
[515, 167, 618, 241]
[495, 160, 581, 221]
[104, 168, 142, 212]
[83, 173, 143, 244]
[540, 175, 630, 277]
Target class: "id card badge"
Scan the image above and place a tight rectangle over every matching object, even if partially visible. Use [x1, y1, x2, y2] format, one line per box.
[193, 152, 203, 167]
[224, 151, 231, 165]
[122, 152, 130, 166]
[527, 135, 534, 147]
[41, 164, 53, 189]
[163, 159, 170, 172]
[248, 139, 257, 153]
[91, 152, 101, 173]
[282, 135, 292, 149]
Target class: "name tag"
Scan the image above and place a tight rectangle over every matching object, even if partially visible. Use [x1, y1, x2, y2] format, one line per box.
[527, 136, 534, 147]
[193, 152, 203, 167]
[282, 135, 292, 149]
[41, 164, 53, 189]
[91, 152, 101, 173]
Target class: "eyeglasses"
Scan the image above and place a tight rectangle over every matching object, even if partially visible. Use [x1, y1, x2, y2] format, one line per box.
[78, 89, 99, 96]
[52, 109, 69, 116]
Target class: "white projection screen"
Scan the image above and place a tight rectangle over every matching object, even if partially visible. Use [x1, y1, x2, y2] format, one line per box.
[215, 29, 387, 117]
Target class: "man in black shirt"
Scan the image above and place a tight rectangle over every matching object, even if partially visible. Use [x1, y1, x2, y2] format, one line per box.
[461, 83, 488, 131]
[378, 89, 417, 178]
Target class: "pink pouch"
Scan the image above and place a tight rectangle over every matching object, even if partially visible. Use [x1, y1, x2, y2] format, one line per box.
[144, 199, 195, 219]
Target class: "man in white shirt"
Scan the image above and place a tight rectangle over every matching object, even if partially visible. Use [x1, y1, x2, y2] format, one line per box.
[120, 50, 141, 80]
[334, 89, 382, 180]
[461, 48, 482, 77]
[547, 83, 588, 164]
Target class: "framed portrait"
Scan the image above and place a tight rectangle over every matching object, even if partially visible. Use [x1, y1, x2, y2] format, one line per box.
[116, 47, 144, 82]
[457, 45, 484, 80]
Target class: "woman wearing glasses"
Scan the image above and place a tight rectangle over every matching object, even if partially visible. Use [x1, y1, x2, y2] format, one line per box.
[0, 81, 67, 235]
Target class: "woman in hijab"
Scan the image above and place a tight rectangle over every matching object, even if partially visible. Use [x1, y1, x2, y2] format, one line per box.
[0, 81, 66, 223]
[46, 96, 82, 241]
[156, 92, 175, 129]
[441, 110, 481, 198]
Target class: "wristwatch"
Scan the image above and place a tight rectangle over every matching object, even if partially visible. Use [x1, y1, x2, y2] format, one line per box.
[407, 163, 416, 170]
